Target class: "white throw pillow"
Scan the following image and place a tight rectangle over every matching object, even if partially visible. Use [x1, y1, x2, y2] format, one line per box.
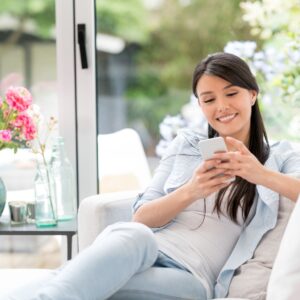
[266, 194, 300, 300]
[227, 196, 294, 300]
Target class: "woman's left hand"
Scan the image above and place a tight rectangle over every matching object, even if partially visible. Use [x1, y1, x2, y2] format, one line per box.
[211, 136, 267, 185]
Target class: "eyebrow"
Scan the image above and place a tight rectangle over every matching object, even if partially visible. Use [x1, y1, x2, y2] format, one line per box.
[199, 84, 234, 96]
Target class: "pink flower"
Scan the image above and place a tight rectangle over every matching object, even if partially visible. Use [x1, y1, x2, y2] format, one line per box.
[13, 114, 29, 128]
[13, 113, 36, 141]
[0, 130, 12, 142]
[5, 86, 32, 112]
[24, 122, 36, 140]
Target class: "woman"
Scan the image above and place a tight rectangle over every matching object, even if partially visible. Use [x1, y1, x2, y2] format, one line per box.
[18, 53, 300, 300]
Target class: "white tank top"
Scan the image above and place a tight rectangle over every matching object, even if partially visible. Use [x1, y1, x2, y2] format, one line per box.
[154, 189, 245, 298]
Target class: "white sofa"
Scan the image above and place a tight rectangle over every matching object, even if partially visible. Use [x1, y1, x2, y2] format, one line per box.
[1, 191, 300, 299]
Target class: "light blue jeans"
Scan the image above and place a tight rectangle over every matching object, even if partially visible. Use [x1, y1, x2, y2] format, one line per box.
[5, 222, 207, 300]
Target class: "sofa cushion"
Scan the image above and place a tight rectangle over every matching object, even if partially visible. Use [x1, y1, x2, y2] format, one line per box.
[227, 196, 294, 300]
[266, 194, 300, 300]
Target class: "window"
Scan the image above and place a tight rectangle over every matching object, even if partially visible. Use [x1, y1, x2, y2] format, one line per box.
[0, 0, 77, 268]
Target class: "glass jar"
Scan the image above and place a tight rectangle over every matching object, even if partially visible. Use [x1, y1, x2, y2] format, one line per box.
[50, 136, 76, 221]
[34, 161, 57, 227]
[0, 177, 6, 218]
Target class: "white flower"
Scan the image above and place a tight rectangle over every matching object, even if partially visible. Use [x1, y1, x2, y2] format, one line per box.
[253, 51, 265, 61]
[159, 115, 186, 142]
[288, 49, 300, 64]
[262, 94, 272, 105]
[155, 140, 170, 158]
[288, 115, 300, 137]
[156, 95, 208, 157]
[224, 41, 257, 58]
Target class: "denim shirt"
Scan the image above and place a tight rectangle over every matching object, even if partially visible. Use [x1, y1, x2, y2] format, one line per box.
[132, 129, 300, 298]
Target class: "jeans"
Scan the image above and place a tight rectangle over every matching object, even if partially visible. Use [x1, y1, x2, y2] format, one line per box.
[5, 222, 207, 300]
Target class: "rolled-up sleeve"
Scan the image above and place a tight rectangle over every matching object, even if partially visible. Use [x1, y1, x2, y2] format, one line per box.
[279, 142, 300, 177]
[132, 154, 175, 213]
[132, 134, 183, 214]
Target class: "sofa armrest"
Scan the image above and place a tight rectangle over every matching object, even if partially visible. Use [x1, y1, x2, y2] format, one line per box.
[78, 190, 138, 251]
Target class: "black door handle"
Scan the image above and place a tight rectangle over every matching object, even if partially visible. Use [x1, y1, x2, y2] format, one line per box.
[77, 24, 88, 69]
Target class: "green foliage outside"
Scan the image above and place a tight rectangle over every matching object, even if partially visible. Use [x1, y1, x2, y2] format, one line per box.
[0, 0, 55, 39]
[120, 0, 256, 143]
[240, 0, 300, 141]
[97, 0, 300, 143]
[96, 0, 150, 44]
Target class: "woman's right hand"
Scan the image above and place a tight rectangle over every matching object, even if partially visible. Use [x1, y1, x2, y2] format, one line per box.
[184, 159, 234, 201]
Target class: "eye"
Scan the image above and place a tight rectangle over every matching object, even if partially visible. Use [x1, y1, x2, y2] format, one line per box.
[203, 98, 215, 103]
[227, 92, 238, 97]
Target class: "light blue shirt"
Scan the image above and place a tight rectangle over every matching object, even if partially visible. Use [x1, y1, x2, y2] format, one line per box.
[133, 129, 300, 298]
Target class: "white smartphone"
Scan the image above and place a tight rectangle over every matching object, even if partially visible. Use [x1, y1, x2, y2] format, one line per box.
[198, 137, 235, 182]
[198, 137, 228, 161]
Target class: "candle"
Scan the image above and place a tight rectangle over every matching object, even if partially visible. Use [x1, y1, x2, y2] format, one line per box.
[9, 201, 27, 225]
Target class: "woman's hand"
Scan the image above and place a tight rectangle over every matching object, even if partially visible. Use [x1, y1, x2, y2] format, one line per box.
[185, 158, 235, 201]
[212, 136, 267, 185]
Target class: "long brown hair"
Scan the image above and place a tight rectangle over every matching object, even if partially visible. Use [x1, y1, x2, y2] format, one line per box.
[192, 52, 270, 222]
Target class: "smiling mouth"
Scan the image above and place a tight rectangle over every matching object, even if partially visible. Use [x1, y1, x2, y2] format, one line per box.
[217, 113, 237, 123]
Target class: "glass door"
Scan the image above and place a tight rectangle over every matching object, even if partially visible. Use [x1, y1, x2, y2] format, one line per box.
[95, 0, 254, 193]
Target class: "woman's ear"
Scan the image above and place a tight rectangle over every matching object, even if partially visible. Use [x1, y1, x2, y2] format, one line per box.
[250, 90, 257, 106]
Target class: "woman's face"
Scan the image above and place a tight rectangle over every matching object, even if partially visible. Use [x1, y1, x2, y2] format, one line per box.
[196, 74, 257, 146]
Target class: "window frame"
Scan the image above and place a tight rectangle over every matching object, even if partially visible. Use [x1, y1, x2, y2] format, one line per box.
[56, 0, 98, 204]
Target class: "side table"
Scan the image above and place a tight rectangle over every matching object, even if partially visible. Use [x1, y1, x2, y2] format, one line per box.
[0, 217, 77, 260]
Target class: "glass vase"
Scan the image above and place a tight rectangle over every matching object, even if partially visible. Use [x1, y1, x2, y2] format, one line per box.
[0, 177, 6, 218]
[34, 162, 57, 227]
[50, 136, 77, 221]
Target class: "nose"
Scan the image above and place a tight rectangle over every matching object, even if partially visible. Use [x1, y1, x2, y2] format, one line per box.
[216, 98, 230, 112]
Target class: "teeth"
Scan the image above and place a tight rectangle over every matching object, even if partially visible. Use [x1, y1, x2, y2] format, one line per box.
[218, 114, 236, 122]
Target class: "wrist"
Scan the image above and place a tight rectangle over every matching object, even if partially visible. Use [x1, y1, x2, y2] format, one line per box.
[177, 182, 196, 205]
[257, 167, 273, 187]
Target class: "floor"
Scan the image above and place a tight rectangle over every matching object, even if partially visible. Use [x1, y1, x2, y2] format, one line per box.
[0, 236, 62, 269]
